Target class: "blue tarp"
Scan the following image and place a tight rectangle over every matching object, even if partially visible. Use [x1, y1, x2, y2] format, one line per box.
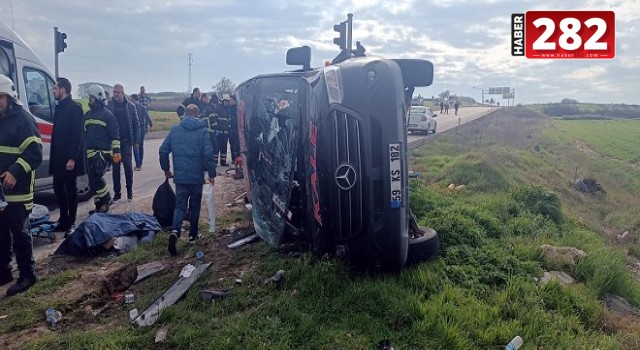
[54, 212, 162, 257]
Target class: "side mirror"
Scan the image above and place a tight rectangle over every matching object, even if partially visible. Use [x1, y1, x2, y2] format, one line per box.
[392, 59, 434, 87]
[286, 46, 311, 71]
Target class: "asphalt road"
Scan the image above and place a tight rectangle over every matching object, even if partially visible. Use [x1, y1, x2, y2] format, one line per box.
[407, 106, 493, 147]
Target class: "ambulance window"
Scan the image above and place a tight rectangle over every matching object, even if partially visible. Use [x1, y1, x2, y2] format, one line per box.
[0, 49, 10, 77]
[22, 68, 54, 122]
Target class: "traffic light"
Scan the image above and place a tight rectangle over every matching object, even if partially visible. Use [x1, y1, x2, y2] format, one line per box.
[55, 28, 67, 54]
[333, 21, 347, 50]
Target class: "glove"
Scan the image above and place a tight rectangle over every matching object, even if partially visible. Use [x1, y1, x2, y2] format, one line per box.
[113, 153, 122, 164]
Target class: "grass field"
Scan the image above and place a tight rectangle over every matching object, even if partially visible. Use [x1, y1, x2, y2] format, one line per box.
[4, 106, 640, 349]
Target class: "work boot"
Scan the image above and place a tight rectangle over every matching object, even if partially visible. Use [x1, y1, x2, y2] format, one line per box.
[6, 275, 37, 297]
[168, 231, 178, 256]
[113, 193, 121, 202]
[0, 269, 13, 287]
[64, 225, 76, 239]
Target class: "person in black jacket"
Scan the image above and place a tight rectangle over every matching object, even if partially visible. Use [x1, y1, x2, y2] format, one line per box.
[181, 87, 205, 111]
[85, 85, 120, 214]
[130, 94, 153, 171]
[228, 94, 240, 163]
[214, 94, 233, 166]
[200, 93, 219, 155]
[107, 84, 140, 201]
[50, 78, 85, 236]
[0, 74, 43, 296]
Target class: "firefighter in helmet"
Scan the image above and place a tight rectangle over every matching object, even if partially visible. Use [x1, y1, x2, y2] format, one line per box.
[0, 74, 43, 296]
[84, 85, 120, 214]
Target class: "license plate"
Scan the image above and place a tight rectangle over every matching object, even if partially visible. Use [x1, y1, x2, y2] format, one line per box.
[409, 124, 417, 127]
[389, 143, 403, 208]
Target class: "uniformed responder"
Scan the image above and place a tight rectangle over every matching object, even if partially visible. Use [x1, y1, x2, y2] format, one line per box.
[0, 74, 43, 297]
[200, 93, 219, 156]
[84, 85, 120, 214]
[214, 94, 233, 166]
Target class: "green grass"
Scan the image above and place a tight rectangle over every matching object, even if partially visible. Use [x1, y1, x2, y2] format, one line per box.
[549, 119, 640, 164]
[7, 106, 640, 349]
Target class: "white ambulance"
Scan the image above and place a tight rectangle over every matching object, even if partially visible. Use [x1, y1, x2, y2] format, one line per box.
[0, 21, 91, 200]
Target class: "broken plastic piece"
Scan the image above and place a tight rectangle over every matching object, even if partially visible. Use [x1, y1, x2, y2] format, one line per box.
[263, 269, 285, 287]
[129, 309, 139, 321]
[134, 261, 166, 284]
[227, 233, 259, 249]
[133, 263, 211, 327]
[155, 326, 168, 343]
[179, 264, 196, 278]
[198, 289, 232, 302]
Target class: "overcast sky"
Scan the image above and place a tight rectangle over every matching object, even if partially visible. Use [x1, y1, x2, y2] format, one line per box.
[1, 0, 638, 104]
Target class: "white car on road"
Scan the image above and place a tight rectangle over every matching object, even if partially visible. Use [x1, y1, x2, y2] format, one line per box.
[407, 106, 437, 134]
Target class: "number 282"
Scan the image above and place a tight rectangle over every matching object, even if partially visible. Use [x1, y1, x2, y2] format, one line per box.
[532, 17, 608, 51]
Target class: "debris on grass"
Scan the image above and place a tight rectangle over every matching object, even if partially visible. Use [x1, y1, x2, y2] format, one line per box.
[133, 263, 211, 327]
[155, 326, 169, 343]
[134, 261, 166, 284]
[198, 289, 232, 302]
[227, 233, 259, 249]
[263, 270, 285, 287]
[574, 177, 606, 194]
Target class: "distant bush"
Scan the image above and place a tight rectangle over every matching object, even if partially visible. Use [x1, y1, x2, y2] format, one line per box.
[438, 153, 508, 192]
[509, 185, 563, 224]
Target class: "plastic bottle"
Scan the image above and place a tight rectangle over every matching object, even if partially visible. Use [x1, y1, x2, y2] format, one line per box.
[195, 251, 204, 261]
[45, 308, 62, 326]
[505, 336, 523, 350]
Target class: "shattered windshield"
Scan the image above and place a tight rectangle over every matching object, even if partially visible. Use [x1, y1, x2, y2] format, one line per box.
[243, 77, 301, 246]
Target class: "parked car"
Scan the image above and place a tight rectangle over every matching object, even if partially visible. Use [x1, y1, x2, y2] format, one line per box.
[407, 106, 437, 134]
[0, 21, 92, 201]
[237, 44, 439, 270]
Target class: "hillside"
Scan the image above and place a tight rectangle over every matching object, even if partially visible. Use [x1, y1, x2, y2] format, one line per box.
[2, 107, 640, 349]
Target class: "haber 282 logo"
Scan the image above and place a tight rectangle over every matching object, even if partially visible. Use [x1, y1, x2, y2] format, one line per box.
[512, 11, 615, 59]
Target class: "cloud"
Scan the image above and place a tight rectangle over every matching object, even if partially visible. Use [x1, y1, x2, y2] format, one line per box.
[0, 0, 637, 104]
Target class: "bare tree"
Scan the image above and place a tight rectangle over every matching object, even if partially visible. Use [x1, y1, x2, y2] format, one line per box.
[213, 77, 236, 97]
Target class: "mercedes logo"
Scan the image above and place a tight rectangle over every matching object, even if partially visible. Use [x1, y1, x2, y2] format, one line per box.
[335, 163, 357, 191]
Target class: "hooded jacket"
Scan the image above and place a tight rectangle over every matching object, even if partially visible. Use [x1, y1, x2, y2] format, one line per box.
[159, 116, 216, 184]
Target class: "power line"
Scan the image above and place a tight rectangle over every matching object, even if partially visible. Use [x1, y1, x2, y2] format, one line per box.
[9, 0, 15, 29]
[187, 53, 193, 93]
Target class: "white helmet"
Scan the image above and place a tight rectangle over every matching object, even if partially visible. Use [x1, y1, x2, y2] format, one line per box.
[0, 74, 23, 106]
[87, 84, 106, 101]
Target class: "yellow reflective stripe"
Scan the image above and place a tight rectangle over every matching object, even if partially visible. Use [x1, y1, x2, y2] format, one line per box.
[16, 158, 31, 173]
[18, 136, 42, 152]
[25, 202, 34, 211]
[87, 149, 112, 158]
[30, 171, 35, 193]
[96, 186, 109, 197]
[85, 119, 107, 127]
[0, 145, 20, 154]
[5, 193, 34, 202]
[112, 140, 120, 148]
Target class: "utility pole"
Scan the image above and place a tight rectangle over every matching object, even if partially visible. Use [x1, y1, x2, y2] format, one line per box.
[187, 53, 193, 93]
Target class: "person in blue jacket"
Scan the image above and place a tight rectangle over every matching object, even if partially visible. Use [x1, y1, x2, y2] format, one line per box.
[159, 104, 216, 256]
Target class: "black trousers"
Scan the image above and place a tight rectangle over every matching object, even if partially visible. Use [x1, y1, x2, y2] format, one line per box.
[112, 143, 134, 195]
[229, 130, 240, 162]
[0, 204, 35, 278]
[53, 172, 78, 228]
[215, 133, 229, 165]
[88, 152, 111, 208]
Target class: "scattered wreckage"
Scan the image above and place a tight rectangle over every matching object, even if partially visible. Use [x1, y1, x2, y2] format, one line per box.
[236, 14, 439, 269]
